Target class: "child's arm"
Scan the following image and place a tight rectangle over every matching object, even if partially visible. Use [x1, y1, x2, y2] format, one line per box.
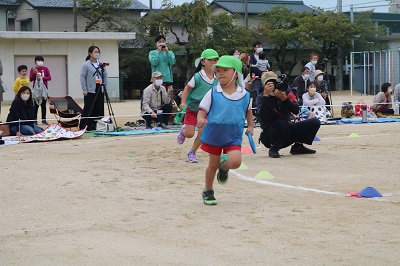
[179, 84, 192, 109]
[43, 67, 51, 82]
[245, 109, 254, 136]
[197, 109, 207, 128]
[13, 78, 19, 94]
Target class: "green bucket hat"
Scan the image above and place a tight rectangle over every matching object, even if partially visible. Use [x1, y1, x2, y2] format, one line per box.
[213, 55, 243, 74]
[200, 49, 219, 59]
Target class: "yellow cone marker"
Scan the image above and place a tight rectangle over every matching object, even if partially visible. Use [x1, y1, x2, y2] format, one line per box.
[255, 170, 275, 179]
[348, 133, 360, 138]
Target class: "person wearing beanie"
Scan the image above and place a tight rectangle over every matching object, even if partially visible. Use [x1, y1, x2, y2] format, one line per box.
[177, 49, 219, 163]
[197, 55, 254, 205]
[256, 71, 320, 158]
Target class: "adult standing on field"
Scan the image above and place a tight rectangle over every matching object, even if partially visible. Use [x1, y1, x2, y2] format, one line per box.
[148, 35, 176, 85]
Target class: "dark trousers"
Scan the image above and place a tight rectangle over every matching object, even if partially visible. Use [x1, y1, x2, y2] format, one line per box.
[260, 118, 320, 150]
[376, 108, 394, 115]
[80, 87, 104, 130]
[142, 103, 172, 127]
[34, 98, 47, 120]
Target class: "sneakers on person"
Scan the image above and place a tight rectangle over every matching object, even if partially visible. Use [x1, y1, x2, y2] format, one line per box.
[202, 189, 217, 206]
[187, 150, 198, 163]
[217, 157, 229, 184]
[33, 120, 38, 125]
[290, 143, 316, 155]
[177, 124, 186, 144]
[269, 146, 280, 158]
[42, 120, 48, 125]
[146, 124, 153, 129]
[158, 123, 169, 130]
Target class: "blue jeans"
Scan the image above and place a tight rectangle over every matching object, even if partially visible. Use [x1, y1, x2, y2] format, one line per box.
[10, 125, 43, 136]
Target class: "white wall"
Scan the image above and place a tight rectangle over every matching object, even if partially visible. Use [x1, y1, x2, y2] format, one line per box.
[0, 39, 120, 102]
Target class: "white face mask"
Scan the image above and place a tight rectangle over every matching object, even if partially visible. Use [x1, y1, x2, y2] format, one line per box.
[154, 79, 163, 87]
[308, 87, 316, 96]
[311, 60, 317, 65]
[21, 94, 30, 101]
[36, 61, 44, 67]
[93, 53, 100, 59]
[302, 74, 310, 80]
[388, 88, 393, 93]
[256, 48, 263, 53]
[317, 75, 323, 81]
[234, 54, 240, 59]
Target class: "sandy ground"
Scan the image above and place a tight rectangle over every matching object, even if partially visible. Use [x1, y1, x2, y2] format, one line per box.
[1, 91, 400, 265]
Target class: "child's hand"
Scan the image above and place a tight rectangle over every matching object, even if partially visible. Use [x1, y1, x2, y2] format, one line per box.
[245, 126, 254, 136]
[197, 118, 207, 128]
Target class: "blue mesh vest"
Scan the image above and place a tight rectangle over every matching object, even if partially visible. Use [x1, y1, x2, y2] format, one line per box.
[200, 87, 250, 146]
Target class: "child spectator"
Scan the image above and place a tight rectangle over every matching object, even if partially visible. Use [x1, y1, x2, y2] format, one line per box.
[13, 65, 30, 94]
[302, 82, 330, 123]
[197, 55, 254, 205]
[177, 49, 219, 163]
[30, 55, 51, 125]
[256, 51, 270, 72]
[305, 52, 318, 82]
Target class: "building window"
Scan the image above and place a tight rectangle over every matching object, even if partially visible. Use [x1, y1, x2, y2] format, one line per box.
[21, 18, 32, 31]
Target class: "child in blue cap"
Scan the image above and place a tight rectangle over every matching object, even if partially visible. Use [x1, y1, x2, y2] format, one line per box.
[197, 55, 254, 205]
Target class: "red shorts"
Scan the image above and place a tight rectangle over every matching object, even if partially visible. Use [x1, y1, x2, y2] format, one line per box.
[201, 143, 241, 156]
[183, 109, 198, 126]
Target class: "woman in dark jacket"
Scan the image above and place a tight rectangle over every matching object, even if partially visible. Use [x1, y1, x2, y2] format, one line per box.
[6, 86, 43, 136]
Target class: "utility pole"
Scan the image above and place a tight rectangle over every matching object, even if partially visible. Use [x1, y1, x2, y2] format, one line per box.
[149, 0, 152, 11]
[244, 0, 248, 27]
[337, 0, 343, 91]
[73, 0, 77, 32]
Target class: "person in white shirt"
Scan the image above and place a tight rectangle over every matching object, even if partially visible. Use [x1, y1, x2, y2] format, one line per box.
[304, 52, 318, 82]
[302, 82, 330, 123]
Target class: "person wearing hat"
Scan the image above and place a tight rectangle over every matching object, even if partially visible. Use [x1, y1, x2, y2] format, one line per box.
[148, 35, 176, 84]
[141, 71, 173, 129]
[256, 71, 320, 158]
[30, 55, 52, 125]
[197, 55, 254, 205]
[177, 49, 219, 163]
[314, 69, 331, 110]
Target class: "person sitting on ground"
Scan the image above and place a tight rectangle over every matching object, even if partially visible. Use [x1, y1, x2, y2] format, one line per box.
[256, 71, 320, 158]
[314, 69, 331, 110]
[371, 82, 394, 116]
[302, 82, 330, 123]
[141, 71, 173, 129]
[6, 86, 43, 136]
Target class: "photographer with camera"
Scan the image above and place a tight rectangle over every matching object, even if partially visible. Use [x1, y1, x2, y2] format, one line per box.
[256, 72, 320, 158]
[148, 35, 176, 85]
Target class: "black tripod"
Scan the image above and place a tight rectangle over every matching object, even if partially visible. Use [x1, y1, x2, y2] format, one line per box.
[84, 64, 117, 130]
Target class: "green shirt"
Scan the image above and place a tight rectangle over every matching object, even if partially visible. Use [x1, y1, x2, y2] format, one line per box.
[186, 72, 217, 112]
[148, 50, 176, 83]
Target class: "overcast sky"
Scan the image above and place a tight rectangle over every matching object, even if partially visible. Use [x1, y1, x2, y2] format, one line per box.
[138, 0, 391, 13]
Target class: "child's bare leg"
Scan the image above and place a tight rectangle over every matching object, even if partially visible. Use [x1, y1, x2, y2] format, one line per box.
[205, 153, 220, 190]
[223, 150, 242, 170]
[191, 127, 203, 152]
[184, 124, 196, 138]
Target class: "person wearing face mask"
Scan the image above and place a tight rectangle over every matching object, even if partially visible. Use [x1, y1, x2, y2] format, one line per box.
[6, 86, 43, 136]
[302, 82, 331, 123]
[148, 35, 176, 85]
[314, 70, 331, 111]
[256, 71, 320, 158]
[249, 41, 264, 95]
[371, 82, 394, 116]
[79, 45, 108, 130]
[292, 66, 311, 106]
[29, 55, 52, 125]
[305, 52, 318, 82]
[141, 71, 173, 129]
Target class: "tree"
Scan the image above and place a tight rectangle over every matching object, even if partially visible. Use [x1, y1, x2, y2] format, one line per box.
[77, 0, 131, 32]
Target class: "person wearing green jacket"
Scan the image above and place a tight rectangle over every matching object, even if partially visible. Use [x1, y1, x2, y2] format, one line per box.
[148, 35, 176, 84]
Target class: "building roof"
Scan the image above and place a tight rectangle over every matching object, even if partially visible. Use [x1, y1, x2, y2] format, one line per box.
[211, 0, 313, 14]
[0, 0, 19, 6]
[24, 0, 148, 11]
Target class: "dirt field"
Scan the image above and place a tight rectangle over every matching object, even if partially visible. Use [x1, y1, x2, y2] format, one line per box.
[1, 91, 400, 265]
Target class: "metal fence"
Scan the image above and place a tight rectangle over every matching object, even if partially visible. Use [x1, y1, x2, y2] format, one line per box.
[350, 49, 400, 95]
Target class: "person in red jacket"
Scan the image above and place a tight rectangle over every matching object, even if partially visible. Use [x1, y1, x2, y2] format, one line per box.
[30, 55, 51, 125]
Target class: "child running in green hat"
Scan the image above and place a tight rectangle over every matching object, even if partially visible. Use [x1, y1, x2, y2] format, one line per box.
[177, 49, 219, 163]
[197, 55, 254, 205]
